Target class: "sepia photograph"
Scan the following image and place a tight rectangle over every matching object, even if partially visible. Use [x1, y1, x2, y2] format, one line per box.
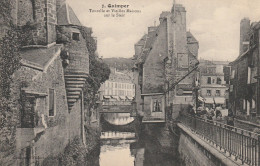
[0, 0, 260, 165]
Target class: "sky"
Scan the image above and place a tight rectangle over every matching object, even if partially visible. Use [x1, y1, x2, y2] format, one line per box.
[67, 0, 260, 61]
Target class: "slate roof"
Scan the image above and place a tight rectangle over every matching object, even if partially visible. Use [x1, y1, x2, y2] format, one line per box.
[57, 3, 82, 26]
[20, 45, 62, 69]
[135, 34, 147, 46]
[187, 31, 198, 43]
[136, 27, 158, 64]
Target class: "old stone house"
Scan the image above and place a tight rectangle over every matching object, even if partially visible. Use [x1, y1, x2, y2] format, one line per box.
[198, 59, 230, 108]
[1, 0, 91, 165]
[229, 18, 260, 121]
[132, 4, 199, 123]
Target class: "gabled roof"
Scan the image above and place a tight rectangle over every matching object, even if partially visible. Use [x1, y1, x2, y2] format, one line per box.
[187, 31, 198, 43]
[135, 34, 147, 46]
[231, 21, 260, 65]
[57, 3, 82, 26]
[230, 48, 250, 65]
[136, 28, 158, 64]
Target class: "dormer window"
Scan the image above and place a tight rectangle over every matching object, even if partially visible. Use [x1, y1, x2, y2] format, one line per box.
[72, 32, 80, 41]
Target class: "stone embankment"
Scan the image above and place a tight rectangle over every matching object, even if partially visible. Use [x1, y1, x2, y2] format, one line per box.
[42, 124, 101, 166]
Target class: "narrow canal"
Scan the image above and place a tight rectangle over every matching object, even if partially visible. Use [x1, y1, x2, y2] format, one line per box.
[87, 113, 185, 166]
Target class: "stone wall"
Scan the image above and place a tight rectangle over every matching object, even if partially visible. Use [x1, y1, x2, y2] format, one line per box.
[15, 0, 57, 45]
[33, 0, 57, 45]
[17, 0, 34, 26]
[178, 124, 239, 166]
[61, 26, 89, 75]
[178, 133, 217, 166]
[133, 68, 143, 116]
[9, 54, 83, 165]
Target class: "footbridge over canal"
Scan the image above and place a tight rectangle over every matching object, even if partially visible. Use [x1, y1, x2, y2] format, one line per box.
[99, 101, 133, 113]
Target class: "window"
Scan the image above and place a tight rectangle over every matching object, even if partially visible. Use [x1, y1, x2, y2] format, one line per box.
[72, 32, 80, 41]
[252, 99, 256, 109]
[217, 77, 222, 84]
[115, 83, 117, 88]
[153, 100, 162, 112]
[49, 89, 55, 117]
[216, 90, 220, 96]
[207, 77, 211, 84]
[243, 99, 246, 110]
[225, 90, 229, 96]
[231, 70, 235, 79]
[248, 67, 251, 84]
[230, 85, 233, 92]
[206, 90, 211, 96]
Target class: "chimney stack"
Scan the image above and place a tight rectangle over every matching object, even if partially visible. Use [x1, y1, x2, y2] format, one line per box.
[239, 18, 250, 55]
[56, 0, 66, 11]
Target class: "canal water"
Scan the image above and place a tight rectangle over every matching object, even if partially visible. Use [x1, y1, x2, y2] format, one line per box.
[87, 113, 185, 166]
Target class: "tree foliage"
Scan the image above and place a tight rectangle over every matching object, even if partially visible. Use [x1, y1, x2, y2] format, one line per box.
[79, 27, 110, 112]
[0, 1, 22, 164]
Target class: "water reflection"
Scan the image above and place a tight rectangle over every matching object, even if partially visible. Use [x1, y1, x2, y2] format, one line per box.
[93, 131, 184, 166]
[88, 113, 184, 166]
[102, 113, 135, 125]
[100, 143, 135, 166]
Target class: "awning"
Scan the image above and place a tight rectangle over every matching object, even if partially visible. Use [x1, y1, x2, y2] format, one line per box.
[126, 96, 134, 100]
[111, 96, 119, 100]
[204, 97, 225, 104]
[103, 95, 111, 99]
[119, 96, 126, 100]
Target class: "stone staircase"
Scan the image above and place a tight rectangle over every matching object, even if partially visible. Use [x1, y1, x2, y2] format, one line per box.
[64, 74, 88, 110]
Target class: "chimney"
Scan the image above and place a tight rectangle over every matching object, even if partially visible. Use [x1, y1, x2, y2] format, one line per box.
[239, 18, 250, 55]
[148, 26, 157, 32]
[56, 0, 66, 11]
[33, 0, 57, 45]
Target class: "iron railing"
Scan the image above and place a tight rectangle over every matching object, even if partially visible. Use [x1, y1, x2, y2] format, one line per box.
[179, 113, 260, 166]
[102, 101, 132, 106]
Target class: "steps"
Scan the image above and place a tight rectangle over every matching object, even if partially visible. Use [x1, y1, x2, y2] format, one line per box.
[64, 74, 88, 110]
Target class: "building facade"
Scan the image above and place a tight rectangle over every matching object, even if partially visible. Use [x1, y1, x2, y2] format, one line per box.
[199, 59, 230, 108]
[229, 18, 260, 120]
[132, 3, 199, 123]
[99, 68, 135, 103]
[1, 0, 92, 165]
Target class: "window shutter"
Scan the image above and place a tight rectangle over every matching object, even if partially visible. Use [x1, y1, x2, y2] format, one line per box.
[49, 89, 55, 116]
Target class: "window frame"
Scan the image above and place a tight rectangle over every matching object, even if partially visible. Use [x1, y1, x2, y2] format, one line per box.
[207, 77, 211, 84]
[216, 90, 220, 96]
[48, 88, 56, 117]
[206, 90, 211, 96]
[72, 32, 80, 41]
[152, 99, 162, 112]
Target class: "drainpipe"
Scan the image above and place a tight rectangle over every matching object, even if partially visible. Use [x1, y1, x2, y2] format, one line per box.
[81, 91, 86, 145]
[256, 30, 260, 117]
